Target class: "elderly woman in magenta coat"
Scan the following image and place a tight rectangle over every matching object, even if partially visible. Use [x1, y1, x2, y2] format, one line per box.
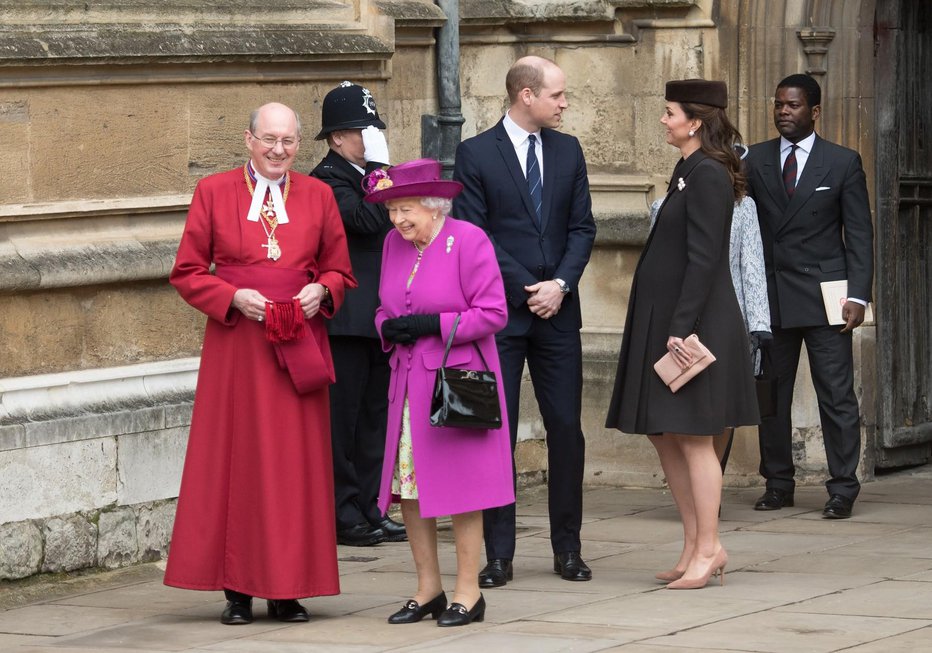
[363, 159, 513, 627]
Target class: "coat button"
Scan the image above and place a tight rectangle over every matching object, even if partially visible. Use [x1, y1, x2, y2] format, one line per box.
[803, 267, 810, 272]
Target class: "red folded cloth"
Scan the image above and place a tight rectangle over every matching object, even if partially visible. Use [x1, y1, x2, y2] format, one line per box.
[264, 299, 308, 343]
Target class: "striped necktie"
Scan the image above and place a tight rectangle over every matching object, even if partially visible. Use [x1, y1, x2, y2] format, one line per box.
[526, 134, 542, 222]
[782, 144, 798, 197]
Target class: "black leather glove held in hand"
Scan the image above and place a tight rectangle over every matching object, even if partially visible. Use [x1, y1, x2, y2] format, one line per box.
[381, 317, 413, 344]
[380, 314, 441, 344]
[750, 331, 773, 351]
[406, 314, 441, 338]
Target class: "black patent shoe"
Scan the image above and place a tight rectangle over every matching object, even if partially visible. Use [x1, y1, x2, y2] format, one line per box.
[220, 600, 253, 625]
[373, 517, 408, 543]
[387, 591, 447, 624]
[267, 599, 310, 622]
[822, 494, 854, 519]
[478, 559, 513, 588]
[554, 552, 592, 581]
[337, 522, 386, 546]
[436, 594, 485, 627]
[754, 488, 794, 511]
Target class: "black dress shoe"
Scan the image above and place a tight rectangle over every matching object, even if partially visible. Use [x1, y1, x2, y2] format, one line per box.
[372, 517, 408, 542]
[266, 599, 310, 622]
[337, 522, 385, 546]
[387, 591, 447, 624]
[436, 594, 485, 627]
[822, 494, 854, 519]
[754, 488, 794, 511]
[478, 559, 513, 588]
[220, 600, 253, 625]
[554, 552, 592, 581]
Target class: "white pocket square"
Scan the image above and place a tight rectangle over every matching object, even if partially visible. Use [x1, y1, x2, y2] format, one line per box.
[815, 186, 831, 191]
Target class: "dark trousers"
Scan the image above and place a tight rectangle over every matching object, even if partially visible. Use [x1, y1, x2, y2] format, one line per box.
[329, 336, 391, 530]
[483, 319, 586, 560]
[758, 324, 861, 499]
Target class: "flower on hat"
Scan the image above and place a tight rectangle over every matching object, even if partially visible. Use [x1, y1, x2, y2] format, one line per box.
[363, 168, 393, 194]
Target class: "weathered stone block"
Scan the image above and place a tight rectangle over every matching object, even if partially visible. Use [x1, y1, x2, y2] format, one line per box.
[0, 439, 117, 523]
[0, 520, 42, 580]
[42, 514, 97, 573]
[136, 501, 176, 562]
[97, 507, 139, 569]
[117, 427, 187, 505]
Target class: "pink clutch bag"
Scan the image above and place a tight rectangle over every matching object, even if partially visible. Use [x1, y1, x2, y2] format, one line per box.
[653, 334, 717, 393]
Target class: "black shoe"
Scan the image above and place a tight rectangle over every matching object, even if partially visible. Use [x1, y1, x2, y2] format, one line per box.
[337, 522, 386, 546]
[266, 599, 309, 622]
[372, 517, 408, 542]
[553, 552, 592, 581]
[478, 559, 513, 588]
[822, 494, 854, 519]
[220, 600, 253, 625]
[436, 594, 485, 627]
[754, 488, 794, 511]
[387, 591, 447, 624]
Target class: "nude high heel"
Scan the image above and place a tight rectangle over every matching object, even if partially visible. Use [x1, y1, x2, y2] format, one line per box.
[666, 549, 728, 590]
[655, 569, 685, 582]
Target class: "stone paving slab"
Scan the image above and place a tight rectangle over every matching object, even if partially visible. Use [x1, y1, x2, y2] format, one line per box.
[640, 611, 932, 653]
[2, 468, 932, 652]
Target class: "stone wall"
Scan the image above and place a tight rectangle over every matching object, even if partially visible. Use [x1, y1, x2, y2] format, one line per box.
[1, 0, 881, 580]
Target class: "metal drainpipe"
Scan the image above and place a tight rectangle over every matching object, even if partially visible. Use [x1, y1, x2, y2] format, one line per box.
[426, 0, 464, 178]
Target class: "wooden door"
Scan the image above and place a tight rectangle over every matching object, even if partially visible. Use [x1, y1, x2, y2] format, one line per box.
[874, 0, 932, 466]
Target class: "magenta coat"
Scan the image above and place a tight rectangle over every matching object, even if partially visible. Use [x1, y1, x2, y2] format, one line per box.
[375, 217, 515, 518]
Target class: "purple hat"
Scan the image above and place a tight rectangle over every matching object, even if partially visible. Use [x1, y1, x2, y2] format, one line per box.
[665, 79, 728, 108]
[363, 158, 463, 203]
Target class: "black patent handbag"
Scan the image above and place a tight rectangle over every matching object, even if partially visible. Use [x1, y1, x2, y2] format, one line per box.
[429, 314, 503, 430]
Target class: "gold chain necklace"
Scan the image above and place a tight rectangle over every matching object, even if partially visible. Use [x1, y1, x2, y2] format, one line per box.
[244, 163, 291, 260]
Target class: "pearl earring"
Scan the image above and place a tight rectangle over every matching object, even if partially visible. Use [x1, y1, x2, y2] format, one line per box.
[432, 213, 438, 221]
[688, 129, 695, 137]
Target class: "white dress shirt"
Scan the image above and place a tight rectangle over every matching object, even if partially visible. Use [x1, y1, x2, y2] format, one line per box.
[503, 111, 543, 179]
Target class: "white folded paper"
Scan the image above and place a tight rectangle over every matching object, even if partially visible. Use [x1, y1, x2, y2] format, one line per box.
[820, 280, 874, 325]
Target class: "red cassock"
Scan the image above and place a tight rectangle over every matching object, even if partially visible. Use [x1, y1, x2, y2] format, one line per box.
[164, 166, 355, 599]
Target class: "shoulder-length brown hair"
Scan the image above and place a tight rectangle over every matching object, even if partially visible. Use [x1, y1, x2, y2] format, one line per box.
[680, 102, 746, 201]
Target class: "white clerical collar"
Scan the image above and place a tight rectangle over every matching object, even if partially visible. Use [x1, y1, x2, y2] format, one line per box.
[246, 160, 290, 224]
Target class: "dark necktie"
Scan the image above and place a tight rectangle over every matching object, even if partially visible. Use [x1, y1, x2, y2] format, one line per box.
[783, 144, 798, 197]
[526, 134, 542, 222]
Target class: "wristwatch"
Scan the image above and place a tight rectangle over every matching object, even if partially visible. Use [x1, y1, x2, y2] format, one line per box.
[553, 278, 570, 295]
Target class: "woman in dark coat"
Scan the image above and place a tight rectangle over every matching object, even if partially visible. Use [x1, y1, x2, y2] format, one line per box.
[606, 80, 759, 589]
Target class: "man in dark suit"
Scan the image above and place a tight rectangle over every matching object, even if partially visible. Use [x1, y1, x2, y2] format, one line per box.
[311, 82, 406, 545]
[745, 74, 873, 519]
[453, 56, 596, 584]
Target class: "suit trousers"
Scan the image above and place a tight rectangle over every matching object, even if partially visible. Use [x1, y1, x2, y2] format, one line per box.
[483, 318, 586, 560]
[329, 336, 391, 530]
[758, 324, 861, 499]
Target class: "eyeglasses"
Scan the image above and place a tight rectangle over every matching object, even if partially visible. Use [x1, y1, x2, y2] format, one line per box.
[249, 132, 300, 149]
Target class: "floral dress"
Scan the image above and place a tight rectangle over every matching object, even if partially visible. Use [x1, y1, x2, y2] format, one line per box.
[390, 245, 430, 499]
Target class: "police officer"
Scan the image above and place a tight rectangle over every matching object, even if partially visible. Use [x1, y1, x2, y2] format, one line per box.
[311, 82, 406, 546]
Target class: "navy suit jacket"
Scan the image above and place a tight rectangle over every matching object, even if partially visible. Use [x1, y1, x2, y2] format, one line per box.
[745, 135, 873, 328]
[452, 119, 596, 335]
[311, 150, 392, 338]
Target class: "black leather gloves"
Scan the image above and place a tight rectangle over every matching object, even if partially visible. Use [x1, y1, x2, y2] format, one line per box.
[750, 331, 773, 352]
[381, 314, 441, 344]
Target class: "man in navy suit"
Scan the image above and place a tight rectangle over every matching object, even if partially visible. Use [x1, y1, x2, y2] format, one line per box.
[453, 56, 596, 584]
[311, 82, 406, 546]
[745, 74, 873, 519]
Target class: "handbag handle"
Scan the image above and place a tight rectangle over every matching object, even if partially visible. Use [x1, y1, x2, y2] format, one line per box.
[439, 314, 492, 371]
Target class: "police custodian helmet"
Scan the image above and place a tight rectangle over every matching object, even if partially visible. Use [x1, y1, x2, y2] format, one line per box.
[314, 81, 387, 140]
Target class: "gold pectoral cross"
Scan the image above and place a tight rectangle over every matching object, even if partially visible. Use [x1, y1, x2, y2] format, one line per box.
[262, 236, 282, 261]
